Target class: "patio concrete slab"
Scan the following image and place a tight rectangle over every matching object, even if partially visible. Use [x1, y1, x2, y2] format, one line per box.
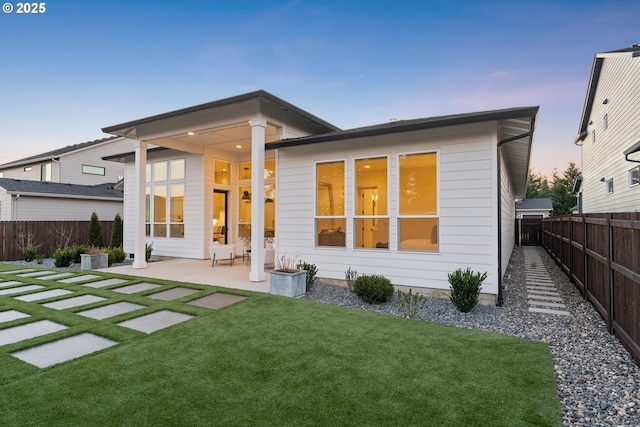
[82, 278, 128, 288]
[117, 310, 194, 334]
[37, 272, 75, 280]
[43, 295, 106, 310]
[188, 293, 247, 309]
[0, 285, 45, 296]
[77, 302, 145, 320]
[0, 310, 30, 323]
[15, 289, 73, 302]
[148, 287, 200, 301]
[112, 282, 162, 294]
[15, 270, 56, 277]
[0, 320, 67, 346]
[58, 274, 102, 284]
[11, 333, 118, 368]
[0, 281, 23, 288]
[0, 269, 35, 275]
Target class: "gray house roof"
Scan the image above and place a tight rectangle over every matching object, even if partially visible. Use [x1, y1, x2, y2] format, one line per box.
[515, 198, 553, 211]
[0, 136, 119, 170]
[0, 178, 123, 201]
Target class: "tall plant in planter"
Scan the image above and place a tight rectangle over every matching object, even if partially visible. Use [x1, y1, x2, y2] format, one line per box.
[110, 213, 123, 248]
[87, 212, 103, 248]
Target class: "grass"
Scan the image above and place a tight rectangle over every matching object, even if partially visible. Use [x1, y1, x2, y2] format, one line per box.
[0, 263, 562, 426]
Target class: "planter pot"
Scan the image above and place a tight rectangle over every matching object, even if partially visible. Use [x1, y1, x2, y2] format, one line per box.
[269, 270, 307, 297]
[80, 253, 108, 270]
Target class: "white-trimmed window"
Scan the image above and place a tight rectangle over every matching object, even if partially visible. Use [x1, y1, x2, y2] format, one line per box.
[145, 159, 185, 238]
[41, 163, 51, 182]
[398, 152, 439, 252]
[606, 178, 614, 194]
[354, 156, 388, 249]
[315, 160, 346, 247]
[603, 114, 608, 130]
[82, 165, 105, 176]
[629, 166, 640, 187]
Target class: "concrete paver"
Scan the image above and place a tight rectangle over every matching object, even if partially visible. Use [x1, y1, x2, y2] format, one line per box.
[0, 320, 67, 346]
[82, 278, 128, 288]
[43, 295, 106, 310]
[0, 310, 30, 323]
[15, 271, 56, 277]
[117, 310, 194, 334]
[0, 269, 35, 275]
[0, 281, 24, 288]
[77, 302, 145, 320]
[0, 285, 45, 296]
[11, 333, 118, 368]
[37, 272, 75, 281]
[112, 282, 162, 294]
[15, 289, 73, 302]
[148, 287, 200, 301]
[188, 293, 247, 309]
[58, 274, 102, 284]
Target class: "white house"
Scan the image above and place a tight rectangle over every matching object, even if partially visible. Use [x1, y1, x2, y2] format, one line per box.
[515, 198, 553, 218]
[102, 90, 538, 305]
[573, 44, 640, 213]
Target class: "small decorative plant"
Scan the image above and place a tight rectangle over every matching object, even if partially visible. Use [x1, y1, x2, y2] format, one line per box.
[297, 261, 318, 291]
[345, 267, 358, 293]
[397, 288, 427, 319]
[354, 274, 394, 304]
[23, 247, 37, 262]
[274, 255, 298, 273]
[109, 246, 126, 264]
[145, 243, 153, 262]
[87, 212, 103, 247]
[448, 268, 488, 312]
[53, 247, 75, 268]
[36, 254, 44, 264]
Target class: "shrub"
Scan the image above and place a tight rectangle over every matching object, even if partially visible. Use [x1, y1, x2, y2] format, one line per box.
[53, 247, 75, 268]
[354, 274, 394, 304]
[345, 267, 358, 293]
[145, 243, 153, 262]
[23, 247, 37, 262]
[297, 261, 318, 291]
[87, 212, 103, 247]
[274, 255, 297, 273]
[107, 251, 115, 267]
[70, 244, 89, 263]
[109, 246, 126, 264]
[448, 268, 488, 313]
[397, 288, 427, 319]
[110, 213, 123, 248]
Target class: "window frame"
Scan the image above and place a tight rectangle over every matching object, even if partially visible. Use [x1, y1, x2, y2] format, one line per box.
[145, 158, 186, 238]
[82, 164, 106, 176]
[606, 178, 614, 195]
[629, 166, 640, 187]
[314, 159, 346, 248]
[41, 163, 52, 182]
[353, 155, 390, 251]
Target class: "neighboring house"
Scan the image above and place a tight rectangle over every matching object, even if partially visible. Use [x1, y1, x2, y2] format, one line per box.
[0, 178, 123, 221]
[573, 44, 640, 213]
[0, 136, 132, 186]
[102, 90, 538, 305]
[515, 198, 553, 218]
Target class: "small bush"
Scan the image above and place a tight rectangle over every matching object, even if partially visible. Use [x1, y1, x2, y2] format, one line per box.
[109, 246, 126, 264]
[23, 247, 37, 262]
[53, 247, 76, 268]
[110, 213, 124, 248]
[70, 244, 89, 263]
[145, 243, 153, 262]
[297, 261, 318, 291]
[87, 212, 103, 247]
[397, 288, 427, 318]
[354, 274, 394, 304]
[107, 251, 115, 267]
[345, 267, 358, 293]
[448, 268, 488, 313]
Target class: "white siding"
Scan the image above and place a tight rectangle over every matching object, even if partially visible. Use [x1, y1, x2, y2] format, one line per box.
[275, 123, 500, 297]
[499, 148, 516, 278]
[12, 197, 122, 221]
[0, 192, 12, 220]
[582, 55, 640, 213]
[60, 138, 132, 185]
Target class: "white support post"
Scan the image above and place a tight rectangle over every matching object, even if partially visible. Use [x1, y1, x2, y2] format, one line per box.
[249, 117, 266, 282]
[133, 140, 148, 269]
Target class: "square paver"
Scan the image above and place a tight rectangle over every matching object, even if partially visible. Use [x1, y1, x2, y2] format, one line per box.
[11, 333, 118, 368]
[111, 282, 162, 295]
[0, 281, 24, 288]
[82, 278, 128, 288]
[0, 310, 30, 323]
[15, 270, 56, 278]
[15, 289, 73, 302]
[147, 287, 200, 301]
[43, 295, 107, 310]
[0, 320, 67, 346]
[187, 293, 246, 309]
[117, 310, 194, 334]
[58, 274, 102, 284]
[37, 272, 75, 281]
[77, 302, 145, 320]
[0, 285, 45, 296]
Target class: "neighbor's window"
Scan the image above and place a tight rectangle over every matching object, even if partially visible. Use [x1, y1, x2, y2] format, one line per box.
[629, 167, 639, 187]
[316, 160, 346, 247]
[214, 160, 230, 185]
[603, 114, 608, 130]
[354, 157, 388, 249]
[24, 166, 32, 172]
[398, 152, 439, 252]
[82, 165, 105, 176]
[592, 130, 596, 144]
[145, 158, 186, 238]
[41, 163, 52, 182]
[606, 178, 614, 194]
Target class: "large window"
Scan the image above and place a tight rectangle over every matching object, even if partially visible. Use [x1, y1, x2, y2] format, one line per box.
[354, 157, 388, 249]
[398, 152, 438, 252]
[316, 161, 346, 247]
[41, 163, 52, 182]
[214, 160, 230, 185]
[145, 159, 185, 238]
[82, 165, 105, 176]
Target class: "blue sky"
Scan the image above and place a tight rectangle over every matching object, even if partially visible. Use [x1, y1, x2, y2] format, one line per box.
[1, 0, 639, 177]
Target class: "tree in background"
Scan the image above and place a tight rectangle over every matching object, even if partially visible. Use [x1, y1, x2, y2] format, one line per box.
[550, 162, 581, 216]
[526, 169, 551, 199]
[87, 211, 103, 247]
[110, 213, 123, 248]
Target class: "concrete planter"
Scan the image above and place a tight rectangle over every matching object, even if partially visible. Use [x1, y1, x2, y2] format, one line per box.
[80, 253, 108, 270]
[269, 270, 307, 297]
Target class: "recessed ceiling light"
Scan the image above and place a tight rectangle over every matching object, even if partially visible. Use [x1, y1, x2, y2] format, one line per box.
[187, 132, 195, 136]
[236, 145, 242, 149]
[364, 165, 371, 169]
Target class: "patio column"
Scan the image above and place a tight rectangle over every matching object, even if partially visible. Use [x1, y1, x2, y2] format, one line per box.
[133, 140, 148, 269]
[249, 117, 266, 282]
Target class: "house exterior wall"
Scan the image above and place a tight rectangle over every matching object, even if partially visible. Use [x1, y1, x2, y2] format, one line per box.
[10, 196, 122, 221]
[274, 122, 500, 298]
[499, 148, 516, 278]
[581, 54, 640, 213]
[0, 192, 11, 220]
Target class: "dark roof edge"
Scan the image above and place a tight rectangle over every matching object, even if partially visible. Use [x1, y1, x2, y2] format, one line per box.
[574, 57, 604, 144]
[102, 90, 340, 135]
[102, 146, 169, 162]
[266, 106, 539, 150]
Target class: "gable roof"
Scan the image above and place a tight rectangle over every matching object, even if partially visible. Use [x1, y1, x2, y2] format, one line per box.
[515, 198, 553, 211]
[0, 178, 123, 201]
[0, 136, 120, 170]
[574, 44, 640, 145]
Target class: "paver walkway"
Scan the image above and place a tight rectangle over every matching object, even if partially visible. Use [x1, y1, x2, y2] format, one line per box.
[523, 247, 570, 316]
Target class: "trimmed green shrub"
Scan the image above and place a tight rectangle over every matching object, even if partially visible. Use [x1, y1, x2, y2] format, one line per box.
[345, 267, 358, 293]
[87, 212, 103, 247]
[109, 246, 126, 264]
[354, 274, 394, 304]
[110, 213, 123, 248]
[297, 261, 318, 291]
[145, 243, 153, 262]
[107, 251, 115, 267]
[70, 244, 89, 263]
[397, 288, 427, 319]
[448, 268, 488, 313]
[23, 247, 37, 262]
[53, 247, 75, 268]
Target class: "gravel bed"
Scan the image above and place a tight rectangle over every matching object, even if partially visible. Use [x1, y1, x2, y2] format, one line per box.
[302, 246, 640, 427]
[3, 258, 134, 270]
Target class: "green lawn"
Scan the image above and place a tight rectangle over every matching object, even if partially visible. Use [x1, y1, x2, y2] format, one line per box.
[0, 264, 562, 426]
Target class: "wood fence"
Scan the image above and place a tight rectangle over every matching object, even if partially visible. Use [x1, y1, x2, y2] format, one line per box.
[516, 217, 543, 246]
[0, 220, 115, 261]
[542, 213, 640, 365]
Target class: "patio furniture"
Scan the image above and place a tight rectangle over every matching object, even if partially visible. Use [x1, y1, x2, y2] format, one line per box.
[209, 243, 235, 267]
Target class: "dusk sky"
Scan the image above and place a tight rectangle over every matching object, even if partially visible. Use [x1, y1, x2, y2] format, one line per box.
[1, 0, 639, 177]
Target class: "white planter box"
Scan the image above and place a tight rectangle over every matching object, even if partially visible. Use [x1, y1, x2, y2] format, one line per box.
[80, 253, 108, 270]
[269, 270, 307, 297]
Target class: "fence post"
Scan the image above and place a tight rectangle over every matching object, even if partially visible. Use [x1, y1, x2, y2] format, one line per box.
[583, 214, 588, 300]
[608, 218, 614, 334]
